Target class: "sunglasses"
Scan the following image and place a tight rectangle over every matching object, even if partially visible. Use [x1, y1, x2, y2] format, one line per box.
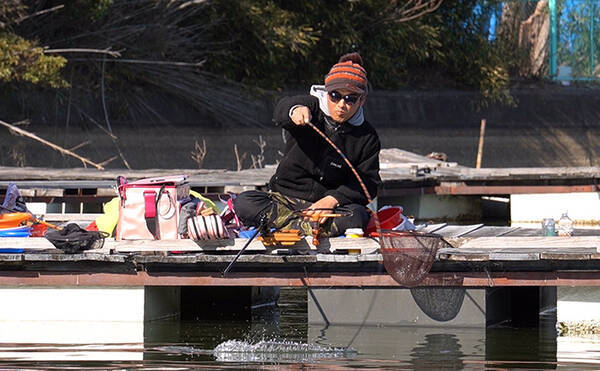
[327, 91, 361, 105]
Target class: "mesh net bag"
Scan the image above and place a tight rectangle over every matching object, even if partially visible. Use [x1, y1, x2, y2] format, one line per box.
[379, 231, 451, 287]
[45, 223, 109, 254]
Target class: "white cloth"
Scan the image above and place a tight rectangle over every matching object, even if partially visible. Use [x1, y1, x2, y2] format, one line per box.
[288, 85, 364, 126]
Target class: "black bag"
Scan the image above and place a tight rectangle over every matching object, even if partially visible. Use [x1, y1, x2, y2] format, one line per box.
[45, 223, 109, 254]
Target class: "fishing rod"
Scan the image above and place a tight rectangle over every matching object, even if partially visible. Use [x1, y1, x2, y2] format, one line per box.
[223, 214, 268, 276]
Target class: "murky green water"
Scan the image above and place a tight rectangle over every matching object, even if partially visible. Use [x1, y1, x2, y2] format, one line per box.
[0, 288, 600, 369]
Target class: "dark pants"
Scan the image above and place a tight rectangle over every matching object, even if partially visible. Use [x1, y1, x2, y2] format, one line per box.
[232, 190, 369, 237]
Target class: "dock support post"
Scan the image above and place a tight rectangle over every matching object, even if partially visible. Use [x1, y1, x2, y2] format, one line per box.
[308, 287, 486, 327]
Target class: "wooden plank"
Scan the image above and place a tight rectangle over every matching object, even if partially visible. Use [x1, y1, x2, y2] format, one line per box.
[463, 226, 520, 237]
[2, 270, 600, 287]
[419, 223, 447, 233]
[503, 228, 600, 237]
[0, 167, 226, 181]
[111, 238, 267, 252]
[317, 237, 379, 254]
[459, 236, 600, 249]
[437, 251, 490, 261]
[488, 252, 540, 261]
[42, 213, 99, 222]
[449, 247, 596, 254]
[379, 148, 459, 168]
[0, 237, 57, 252]
[541, 252, 592, 260]
[1, 156, 600, 193]
[96, 188, 118, 196]
[0, 254, 23, 261]
[34, 188, 64, 197]
[435, 224, 483, 238]
[110, 236, 382, 253]
[440, 246, 599, 261]
[502, 228, 543, 237]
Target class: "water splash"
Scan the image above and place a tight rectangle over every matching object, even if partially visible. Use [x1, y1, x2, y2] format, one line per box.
[213, 339, 355, 363]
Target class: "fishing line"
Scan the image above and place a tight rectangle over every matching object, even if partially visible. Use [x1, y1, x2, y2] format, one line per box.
[304, 121, 381, 234]
[304, 120, 384, 351]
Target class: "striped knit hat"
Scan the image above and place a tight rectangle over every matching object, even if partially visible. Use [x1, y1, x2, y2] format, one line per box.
[324, 53, 368, 95]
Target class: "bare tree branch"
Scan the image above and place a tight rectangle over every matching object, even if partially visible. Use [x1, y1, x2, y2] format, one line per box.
[381, 0, 444, 23]
[75, 58, 207, 67]
[13, 4, 64, 24]
[68, 140, 91, 152]
[191, 138, 207, 168]
[0, 119, 105, 170]
[250, 135, 266, 169]
[234, 144, 247, 171]
[98, 155, 119, 167]
[44, 48, 122, 58]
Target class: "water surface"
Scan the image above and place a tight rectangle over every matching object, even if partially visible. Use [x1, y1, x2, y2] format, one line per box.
[0, 288, 599, 369]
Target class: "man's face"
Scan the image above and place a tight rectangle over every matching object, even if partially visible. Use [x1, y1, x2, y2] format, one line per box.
[326, 88, 364, 123]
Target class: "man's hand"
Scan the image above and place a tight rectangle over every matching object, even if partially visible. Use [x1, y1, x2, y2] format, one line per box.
[290, 106, 312, 126]
[304, 195, 339, 224]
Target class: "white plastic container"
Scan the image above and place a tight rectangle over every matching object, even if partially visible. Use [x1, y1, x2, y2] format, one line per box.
[345, 228, 364, 238]
[557, 211, 574, 237]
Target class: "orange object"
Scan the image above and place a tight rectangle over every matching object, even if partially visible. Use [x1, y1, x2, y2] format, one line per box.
[366, 207, 403, 236]
[259, 230, 302, 247]
[0, 212, 31, 228]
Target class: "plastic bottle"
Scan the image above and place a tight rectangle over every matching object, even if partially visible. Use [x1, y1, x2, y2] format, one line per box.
[541, 218, 556, 236]
[557, 211, 574, 237]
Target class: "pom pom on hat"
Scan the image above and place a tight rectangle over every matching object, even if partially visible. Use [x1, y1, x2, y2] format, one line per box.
[324, 52, 368, 95]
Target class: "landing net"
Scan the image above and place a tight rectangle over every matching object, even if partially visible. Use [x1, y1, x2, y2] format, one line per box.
[379, 231, 450, 287]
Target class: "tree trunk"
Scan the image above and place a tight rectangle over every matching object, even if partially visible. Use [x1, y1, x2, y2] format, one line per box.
[518, 0, 549, 77]
[498, 0, 549, 78]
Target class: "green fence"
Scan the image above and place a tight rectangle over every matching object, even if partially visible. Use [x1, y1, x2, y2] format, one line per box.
[550, 0, 600, 80]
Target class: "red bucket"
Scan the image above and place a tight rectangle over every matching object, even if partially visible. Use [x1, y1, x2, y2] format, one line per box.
[366, 207, 403, 236]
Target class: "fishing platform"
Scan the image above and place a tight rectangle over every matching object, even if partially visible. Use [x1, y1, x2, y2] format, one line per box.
[1, 148, 600, 333]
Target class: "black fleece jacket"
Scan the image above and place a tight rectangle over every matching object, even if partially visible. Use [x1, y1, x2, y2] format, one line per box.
[269, 94, 381, 206]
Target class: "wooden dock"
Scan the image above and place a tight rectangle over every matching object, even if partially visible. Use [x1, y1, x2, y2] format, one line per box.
[2, 151, 600, 328]
[1, 148, 599, 201]
[2, 224, 600, 288]
[0, 149, 600, 288]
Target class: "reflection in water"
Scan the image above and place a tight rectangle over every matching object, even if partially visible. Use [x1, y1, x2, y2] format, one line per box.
[409, 333, 465, 369]
[1, 288, 600, 368]
[485, 327, 558, 369]
[308, 323, 484, 368]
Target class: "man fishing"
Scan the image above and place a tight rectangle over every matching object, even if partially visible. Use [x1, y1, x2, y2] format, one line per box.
[233, 52, 381, 238]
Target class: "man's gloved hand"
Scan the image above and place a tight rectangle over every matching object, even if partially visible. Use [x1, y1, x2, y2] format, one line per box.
[304, 195, 339, 224]
[290, 106, 312, 126]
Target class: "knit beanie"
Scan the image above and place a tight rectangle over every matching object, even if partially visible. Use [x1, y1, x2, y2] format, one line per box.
[324, 53, 368, 95]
